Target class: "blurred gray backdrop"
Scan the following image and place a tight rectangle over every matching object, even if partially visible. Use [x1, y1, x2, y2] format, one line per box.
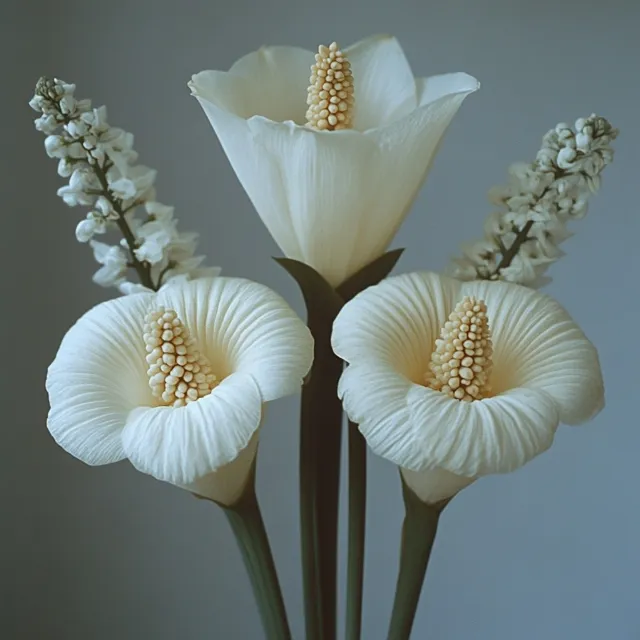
[2, 0, 639, 638]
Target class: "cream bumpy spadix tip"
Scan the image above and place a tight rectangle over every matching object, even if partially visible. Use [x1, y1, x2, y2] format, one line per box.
[306, 42, 355, 130]
[426, 296, 493, 402]
[144, 307, 218, 407]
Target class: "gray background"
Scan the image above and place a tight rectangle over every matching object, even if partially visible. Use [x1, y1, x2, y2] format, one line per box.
[3, 0, 639, 638]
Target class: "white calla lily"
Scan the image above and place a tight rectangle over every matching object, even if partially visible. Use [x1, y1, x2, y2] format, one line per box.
[46, 277, 314, 505]
[189, 35, 479, 286]
[332, 272, 604, 504]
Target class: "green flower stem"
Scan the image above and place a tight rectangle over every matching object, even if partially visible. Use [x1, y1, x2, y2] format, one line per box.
[277, 250, 404, 640]
[387, 477, 449, 640]
[220, 477, 291, 640]
[299, 328, 344, 640]
[345, 421, 367, 640]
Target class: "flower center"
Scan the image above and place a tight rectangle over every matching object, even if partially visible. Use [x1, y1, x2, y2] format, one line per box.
[143, 307, 218, 407]
[306, 42, 355, 131]
[426, 296, 493, 402]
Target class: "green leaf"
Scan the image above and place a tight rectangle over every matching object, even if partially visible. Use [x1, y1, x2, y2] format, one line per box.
[337, 248, 404, 301]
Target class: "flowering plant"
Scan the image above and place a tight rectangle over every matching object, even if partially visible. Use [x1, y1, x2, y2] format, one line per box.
[32, 34, 617, 640]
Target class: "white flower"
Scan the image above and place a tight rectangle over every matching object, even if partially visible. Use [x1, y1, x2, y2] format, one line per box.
[332, 272, 603, 504]
[90, 240, 127, 287]
[108, 166, 157, 201]
[75, 215, 107, 243]
[190, 35, 478, 287]
[135, 219, 175, 264]
[46, 277, 314, 505]
[57, 168, 97, 206]
[145, 201, 174, 222]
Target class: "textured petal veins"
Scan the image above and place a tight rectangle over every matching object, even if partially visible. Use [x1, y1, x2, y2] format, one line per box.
[143, 307, 218, 407]
[426, 296, 493, 402]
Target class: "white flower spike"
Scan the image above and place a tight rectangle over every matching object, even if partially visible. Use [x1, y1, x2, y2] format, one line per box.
[190, 35, 479, 287]
[30, 77, 219, 293]
[46, 278, 314, 505]
[332, 272, 604, 504]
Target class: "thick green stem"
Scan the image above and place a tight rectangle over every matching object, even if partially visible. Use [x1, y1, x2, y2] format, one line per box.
[276, 250, 404, 640]
[345, 421, 367, 640]
[299, 330, 344, 640]
[388, 478, 449, 640]
[222, 482, 291, 640]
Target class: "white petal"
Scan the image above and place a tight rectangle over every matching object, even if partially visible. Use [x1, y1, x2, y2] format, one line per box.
[191, 46, 314, 123]
[338, 363, 413, 463]
[191, 75, 477, 286]
[345, 35, 417, 130]
[415, 72, 480, 109]
[155, 277, 313, 401]
[407, 385, 559, 475]
[400, 467, 475, 504]
[46, 293, 155, 466]
[459, 280, 604, 424]
[122, 372, 262, 485]
[185, 433, 259, 506]
[188, 96, 306, 266]
[332, 272, 460, 379]
[339, 363, 559, 476]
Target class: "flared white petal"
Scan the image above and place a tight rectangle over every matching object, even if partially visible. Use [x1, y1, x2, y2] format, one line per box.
[122, 372, 262, 485]
[400, 467, 475, 504]
[407, 385, 559, 475]
[345, 35, 417, 130]
[333, 271, 602, 476]
[155, 277, 313, 401]
[458, 279, 604, 424]
[332, 271, 459, 378]
[339, 362, 558, 476]
[190, 40, 478, 286]
[197, 46, 313, 124]
[185, 434, 259, 506]
[46, 293, 155, 465]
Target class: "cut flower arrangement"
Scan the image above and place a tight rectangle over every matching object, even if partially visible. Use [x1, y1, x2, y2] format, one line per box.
[32, 35, 617, 640]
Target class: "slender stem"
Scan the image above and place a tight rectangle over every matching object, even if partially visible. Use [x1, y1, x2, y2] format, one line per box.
[91, 159, 156, 290]
[222, 482, 292, 640]
[345, 421, 367, 640]
[489, 175, 568, 277]
[387, 478, 448, 640]
[491, 220, 534, 275]
[299, 324, 344, 640]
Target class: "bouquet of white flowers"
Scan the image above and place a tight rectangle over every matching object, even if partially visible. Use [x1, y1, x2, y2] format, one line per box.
[32, 35, 617, 640]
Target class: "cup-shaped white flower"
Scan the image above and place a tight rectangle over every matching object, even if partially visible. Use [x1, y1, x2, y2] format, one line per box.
[332, 272, 604, 504]
[46, 277, 314, 505]
[189, 36, 479, 287]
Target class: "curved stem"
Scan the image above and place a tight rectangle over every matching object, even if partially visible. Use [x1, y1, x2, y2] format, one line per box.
[387, 478, 448, 640]
[345, 421, 367, 640]
[92, 159, 156, 290]
[222, 482, 291, 640]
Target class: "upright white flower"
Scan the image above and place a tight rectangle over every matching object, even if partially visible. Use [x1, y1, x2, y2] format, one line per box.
[190, 35, 478, 287]
[46, 277, 314, 505]
[332, 272, 603, 504]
